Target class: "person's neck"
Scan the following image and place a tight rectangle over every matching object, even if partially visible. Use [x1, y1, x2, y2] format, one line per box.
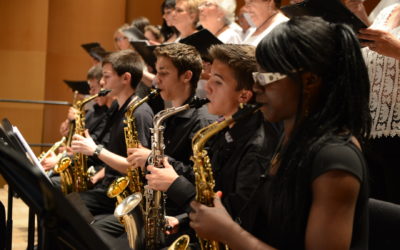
[253, 11, 279, 36]
[179, 26, 197, 39]
[171, 88, 191, 107]
[205, 21, 227, 36]
[116, 88, 135, 109]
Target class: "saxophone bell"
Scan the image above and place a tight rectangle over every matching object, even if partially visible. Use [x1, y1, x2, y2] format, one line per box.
[114, 192, 144, 249]
[168, 235, 190, 250]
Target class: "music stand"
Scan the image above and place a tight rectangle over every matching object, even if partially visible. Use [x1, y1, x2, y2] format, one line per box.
[0, 120, 128, 249]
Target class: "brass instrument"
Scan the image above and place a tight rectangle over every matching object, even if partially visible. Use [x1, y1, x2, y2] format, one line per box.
[144, 97, 209, 250]
[55, 89, 111, 193]
[37, 137, 66, 163]
[54, 91, 79, 194]
[191, 103, 261, 250]
[107, 89, 160, 249]
[72, 89, 111, 192]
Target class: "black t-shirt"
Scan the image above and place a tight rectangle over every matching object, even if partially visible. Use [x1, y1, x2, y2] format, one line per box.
[101, 96, 154, 187]
[85, 104, 109, 143]
[241, 136, 369, 250]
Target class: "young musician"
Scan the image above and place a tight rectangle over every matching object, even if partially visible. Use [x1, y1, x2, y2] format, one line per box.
[71, 50, 154, 215]
[92, 43, 216, 241]
[148, 44, 279, 230]
[190, 16, 370, 249]
[42, 65, 112, 172]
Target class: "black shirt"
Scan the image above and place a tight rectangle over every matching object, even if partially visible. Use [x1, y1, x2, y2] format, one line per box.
[100, 96, 154, 187]
[242, 136, 368, 250]
[85, 104, 109, 143]
[160, 98, 217, 216]
[166, 112, 280, 219]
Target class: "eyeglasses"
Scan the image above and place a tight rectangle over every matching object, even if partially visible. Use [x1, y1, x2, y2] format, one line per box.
[252, 72, 287, 86]
[114, 36, 128, 42]
[199, 1, 216, 8]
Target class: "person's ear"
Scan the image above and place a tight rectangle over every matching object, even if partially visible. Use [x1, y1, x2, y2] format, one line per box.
[122, 72, 132, 83]
[182, 70, 193, 84]
[301, 72, 321, 93]
[238, 89, 253, 104]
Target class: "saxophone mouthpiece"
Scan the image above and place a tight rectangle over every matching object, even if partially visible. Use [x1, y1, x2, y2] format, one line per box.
[98, 89, 112, 96]
[188, 97, 210, 109]
[233, 103, 261, 121]
[149, 88, 161, 98]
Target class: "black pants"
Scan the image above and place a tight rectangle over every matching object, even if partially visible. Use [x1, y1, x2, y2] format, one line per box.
[365, 136, 400, 204]
[79, 187, 116, 216]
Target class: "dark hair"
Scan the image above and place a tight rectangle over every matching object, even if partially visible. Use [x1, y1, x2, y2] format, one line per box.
[209, 44, 257, 102]
[131, 16, 150, 34]
[154, 43, 202, 94]
[160, 0, 180, 41]
[87, 65, 102, 81]
[102, 50, 144, 89]
[255, 16, 371, 245]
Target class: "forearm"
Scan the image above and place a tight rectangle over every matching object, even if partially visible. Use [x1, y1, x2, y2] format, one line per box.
[225, 222, 276, 250]
[98, 149, 130, 174]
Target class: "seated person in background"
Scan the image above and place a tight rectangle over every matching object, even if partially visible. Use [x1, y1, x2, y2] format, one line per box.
[190, 16, 370, 250]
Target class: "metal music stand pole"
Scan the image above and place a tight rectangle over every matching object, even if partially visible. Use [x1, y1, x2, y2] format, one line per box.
[5, 186, 13, 250]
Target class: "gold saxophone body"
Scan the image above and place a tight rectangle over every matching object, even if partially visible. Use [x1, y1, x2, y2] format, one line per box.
[191, 103, 261, 250]
[55, 89, 111, 193]
[145, 97, 209, 250]
[54, 91, 79, 194]
[107, 89, 159, 249]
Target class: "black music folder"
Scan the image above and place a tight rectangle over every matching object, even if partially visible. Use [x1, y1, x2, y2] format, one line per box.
[281, 0, 368, 34]
[64, 80, 90, 95]
[81, 42, 109, 62]
[123, 26, 147, 41]
[130, 40, 159, 69]
[179, 29, 223, 61]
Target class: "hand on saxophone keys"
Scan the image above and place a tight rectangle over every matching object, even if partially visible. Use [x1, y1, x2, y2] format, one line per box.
[71, 130, 97, 156]
[165, 216, 180, 235]
[146, 157, 178, 192]
[189, 191, 233, 242]
[126, 146, 151, 170]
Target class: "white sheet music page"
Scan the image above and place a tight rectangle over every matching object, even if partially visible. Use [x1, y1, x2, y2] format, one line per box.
[12, 125, 52, 182]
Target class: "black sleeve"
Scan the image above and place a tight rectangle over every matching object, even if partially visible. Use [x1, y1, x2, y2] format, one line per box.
[166, 176, 196, 213]
[310, 143, 365, 182]
[222, 151, 268, 218]
[133, 103, 154, 149]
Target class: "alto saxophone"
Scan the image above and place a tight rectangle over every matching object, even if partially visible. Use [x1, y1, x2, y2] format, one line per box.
[107, 89, 160, 249]
[191, 103, 261, 250]
[145, 97, 209, 250]
[54, 91, 79, 194]
[55, 89, 111, 193]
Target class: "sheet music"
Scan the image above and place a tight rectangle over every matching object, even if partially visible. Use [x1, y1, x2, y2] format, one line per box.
[12, 126, 52, 182]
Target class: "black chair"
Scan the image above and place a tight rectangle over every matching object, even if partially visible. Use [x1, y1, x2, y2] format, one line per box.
[0, 143, 120, 250]
[369, 198, 400, 250]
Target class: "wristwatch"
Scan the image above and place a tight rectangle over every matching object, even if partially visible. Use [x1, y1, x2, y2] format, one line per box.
[93, 144, 104, 157]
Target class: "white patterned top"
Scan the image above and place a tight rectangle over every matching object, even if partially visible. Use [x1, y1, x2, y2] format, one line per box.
[363, 3, 400, 138]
